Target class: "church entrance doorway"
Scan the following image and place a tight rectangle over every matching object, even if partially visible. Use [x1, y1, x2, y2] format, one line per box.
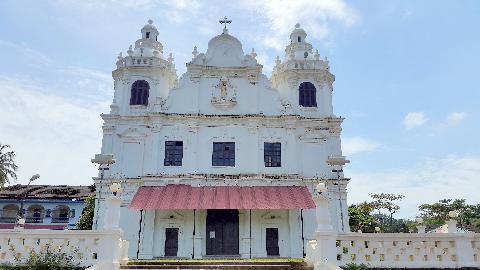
[206, 209, 239, 256]
[266, 228, 280, 256]
[164, 228, 179, 257]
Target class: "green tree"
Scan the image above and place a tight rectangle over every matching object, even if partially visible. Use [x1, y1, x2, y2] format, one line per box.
[0, 144, 18, 187]
[348, 202, 375, 232]
[369, 193, 404, 232]
[76, 194, 95, 230]
[372, 213, 415, 233]
[418, 199, 480, 228]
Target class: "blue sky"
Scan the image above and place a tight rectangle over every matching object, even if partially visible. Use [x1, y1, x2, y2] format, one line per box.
[0, 0, 479, 218]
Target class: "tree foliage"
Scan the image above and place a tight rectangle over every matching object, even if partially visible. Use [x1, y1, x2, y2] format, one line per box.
[76, 194, 95, 230]
[369, 193, 404, 216]
[0, 144, 18, 187]
[418, 199, 480, 228]
[372, 213, 415, 233]
[348, 202, 375, 232]
[349, 193, 411, 233]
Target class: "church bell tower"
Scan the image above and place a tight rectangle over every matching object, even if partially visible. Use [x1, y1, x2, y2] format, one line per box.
[109, 20, 177, 116]
[271, 24, 334, 117]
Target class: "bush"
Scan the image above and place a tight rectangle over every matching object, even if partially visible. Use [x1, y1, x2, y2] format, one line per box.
[0, 244, 84, 270]
[341, 263, 369, 270]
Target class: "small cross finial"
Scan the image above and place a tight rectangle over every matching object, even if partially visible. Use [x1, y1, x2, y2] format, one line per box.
[219, 16, 232, 30]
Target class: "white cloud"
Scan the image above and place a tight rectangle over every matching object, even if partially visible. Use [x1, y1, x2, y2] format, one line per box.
[54, 0, 202, 22]
[429, 112, 467, 133]
[446, 112, 467, 125]
[0, 40, 53, 67]
[241, 0, 358, 51]
[0, 76, 105, 186]
[403, 112, 428, 129]
[342, 137, 380, 156]
[347, 155, 480, 219]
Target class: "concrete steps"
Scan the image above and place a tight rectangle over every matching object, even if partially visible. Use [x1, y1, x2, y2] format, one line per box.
[121, 260, 313, 270]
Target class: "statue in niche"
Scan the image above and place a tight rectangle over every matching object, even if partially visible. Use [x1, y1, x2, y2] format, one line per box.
[211, 76, 237, 109]
[220, 79, 228, 99]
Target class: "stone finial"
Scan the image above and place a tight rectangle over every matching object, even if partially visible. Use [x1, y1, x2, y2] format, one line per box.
[289, 49, 295, 60]
[275, 56, 281, 66]
[148, 19, 153, 25]
[127, 45, 133, 56]
[168, 53, 174, 63]
[314, 49, 320, 60]
[192, 46, 198, 58]
[117, 52, 123, 60]
[250, 48, 257, 59]
[295, 23, 300, 28]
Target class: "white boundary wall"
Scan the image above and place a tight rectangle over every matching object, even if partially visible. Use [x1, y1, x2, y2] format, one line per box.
[0, 229, 127, 267]
[333, 232, 480, 268]
[306, 191, 480, 269]
[0, 195, 128, 269]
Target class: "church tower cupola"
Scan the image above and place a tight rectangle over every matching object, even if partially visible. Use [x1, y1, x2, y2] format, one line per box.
[271, 24, 335, 117]
[142, 19, 159, 40]
[290, 23, 307, 44]
[110, 20, 177, 115]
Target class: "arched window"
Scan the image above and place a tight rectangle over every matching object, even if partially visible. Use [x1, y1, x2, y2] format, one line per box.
[130, 80, 150, 106]
[299, 82, 317, 107]
[1, 204, 19, 223]
[298, 36, 301, 42]
[52, 205, 70, 223]
[26, 205, 45, 223]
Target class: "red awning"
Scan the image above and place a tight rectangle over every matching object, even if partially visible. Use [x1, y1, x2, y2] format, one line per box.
[129, 184, 315, 210]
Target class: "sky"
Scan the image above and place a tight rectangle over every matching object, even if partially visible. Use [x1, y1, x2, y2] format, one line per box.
[0, 0, 479, 219]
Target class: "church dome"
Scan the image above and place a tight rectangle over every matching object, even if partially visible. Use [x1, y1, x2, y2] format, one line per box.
[290, 23, 307, 44]
[204, 29, 246, 67]
[142, 19, 159, 33]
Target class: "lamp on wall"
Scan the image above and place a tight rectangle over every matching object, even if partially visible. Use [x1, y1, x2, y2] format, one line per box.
[110, 182, 122, 196]
[315, 183, 328, 194]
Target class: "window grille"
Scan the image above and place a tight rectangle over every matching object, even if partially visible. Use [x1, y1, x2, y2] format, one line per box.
[212, 142, 235, 167]
[164, 141, 183, 166]
[130, 80, 150, 106]
[299, 82, 317, 107]
[264, 142, 281, 167]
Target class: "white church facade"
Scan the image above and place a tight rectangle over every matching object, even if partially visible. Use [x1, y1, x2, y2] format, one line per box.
[93, 19, 350, 259]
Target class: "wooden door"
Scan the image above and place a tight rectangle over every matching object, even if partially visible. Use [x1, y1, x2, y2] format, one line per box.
[164, 228, 179, 257]
[206, 209, 239, 255]
[266, 228, 279, 256]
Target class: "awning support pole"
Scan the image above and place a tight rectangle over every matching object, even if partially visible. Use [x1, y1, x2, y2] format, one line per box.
[301, 209, 305, 258]
[249, 209, 252, 259]
[192, 209, 196, 259]
[136, 209, 144, 260]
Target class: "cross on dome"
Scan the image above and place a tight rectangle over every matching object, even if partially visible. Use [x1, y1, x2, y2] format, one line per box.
[219, 16, 232, 31]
